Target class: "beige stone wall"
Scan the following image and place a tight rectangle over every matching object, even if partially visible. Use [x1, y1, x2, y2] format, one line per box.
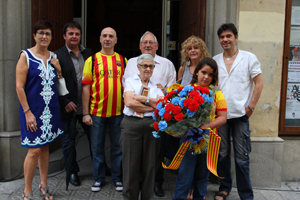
[237, 0, 286, 137]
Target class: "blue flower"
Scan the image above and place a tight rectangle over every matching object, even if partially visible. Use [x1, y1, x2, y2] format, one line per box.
[207, 97, 213, 103]
[187, 109, 195, 117]
[202, 94, 208, 100]
[179, 98, 186, 107]
[156, 102, 163, 110]
[152, 112, 157, 120]
[171, 97, 180, 105]
[158, 121, 168, 131]
[182, 86, 194, 92]
[179, 91, 187, 97]
[152, 131, 160, 138]
[158, 108, 166, 117]
[182, 86, 189, 92]
[209, 90, 213, 94]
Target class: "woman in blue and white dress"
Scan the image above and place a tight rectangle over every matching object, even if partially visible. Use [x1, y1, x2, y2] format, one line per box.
[16, 20, 64, 200]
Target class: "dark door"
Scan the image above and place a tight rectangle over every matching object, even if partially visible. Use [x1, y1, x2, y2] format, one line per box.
[31, 0, 73, 51]
[178, 0, 206, 46]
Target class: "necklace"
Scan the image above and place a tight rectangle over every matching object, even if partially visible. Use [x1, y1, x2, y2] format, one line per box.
[224, 49, 238, 61]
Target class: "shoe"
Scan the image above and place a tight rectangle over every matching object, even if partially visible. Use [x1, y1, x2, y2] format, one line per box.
[39, 184, 53, 199]
[154, 186, 164, 197]
[22, 191, 33, 200]
[91, 181, 104, 192]
[70, 173, 81, 186]
[114, 182, 123, 192]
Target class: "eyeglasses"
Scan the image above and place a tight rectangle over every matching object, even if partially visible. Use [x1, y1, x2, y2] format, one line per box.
[141, 41, 156, 45]
[139, 64, 155, 69]
[37, 31, 51, 37]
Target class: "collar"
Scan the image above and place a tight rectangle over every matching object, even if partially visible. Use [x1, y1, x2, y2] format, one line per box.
[65, 44, 85, 54]
[133, 74, 154, 85]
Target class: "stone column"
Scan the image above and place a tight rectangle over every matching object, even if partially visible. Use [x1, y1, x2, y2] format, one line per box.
[0, 0, 31, 180]
[205, 0, 238, 56]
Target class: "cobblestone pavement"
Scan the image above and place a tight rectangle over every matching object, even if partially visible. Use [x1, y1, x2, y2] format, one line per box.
[2, 129, 300, 200]
[3, 171, 300, 200]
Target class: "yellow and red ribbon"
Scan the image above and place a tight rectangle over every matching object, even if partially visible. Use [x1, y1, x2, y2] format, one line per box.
[162, 131, 223, 178]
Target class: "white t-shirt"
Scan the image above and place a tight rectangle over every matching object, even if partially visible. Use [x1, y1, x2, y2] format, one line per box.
[123, 74, 164, 117]
[123, 54, 176, 88]
[213, 50, 262, 119]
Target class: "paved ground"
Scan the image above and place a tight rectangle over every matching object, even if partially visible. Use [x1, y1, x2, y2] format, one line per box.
[1, 129, 300, 200]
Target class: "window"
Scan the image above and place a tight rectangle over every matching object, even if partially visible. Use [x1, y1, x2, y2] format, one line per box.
[280, 0, 300, 135]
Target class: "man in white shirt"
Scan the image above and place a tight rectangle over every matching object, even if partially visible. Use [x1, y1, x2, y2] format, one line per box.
[123, 31, 176, 197]
[213, 23, 263, 200]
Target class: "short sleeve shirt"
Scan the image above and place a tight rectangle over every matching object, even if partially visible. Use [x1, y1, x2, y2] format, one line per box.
[213, 50, 262, 119]
[82, 52, 127, 117]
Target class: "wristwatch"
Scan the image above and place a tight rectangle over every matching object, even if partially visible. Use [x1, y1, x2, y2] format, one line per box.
[145, 96, 150, 106]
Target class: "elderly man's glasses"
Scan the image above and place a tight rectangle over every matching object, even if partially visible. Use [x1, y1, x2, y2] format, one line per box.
[139, 64, 155, 69]
[141, 41, 156, 45]
[37, 31, 51, 37]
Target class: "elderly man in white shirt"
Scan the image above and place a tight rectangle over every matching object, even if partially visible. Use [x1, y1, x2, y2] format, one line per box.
[123, 31, 176, 197]
[213, 23, 263, 200]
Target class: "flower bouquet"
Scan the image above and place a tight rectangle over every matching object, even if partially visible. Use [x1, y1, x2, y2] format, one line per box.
[151, 83, 222, 177]
[152, 84, 216, 154]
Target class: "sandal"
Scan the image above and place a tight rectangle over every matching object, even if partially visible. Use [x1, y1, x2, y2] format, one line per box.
[39, 184, 53, 200]
[214, 191, 228, 200]
[22, 191, 33, 200]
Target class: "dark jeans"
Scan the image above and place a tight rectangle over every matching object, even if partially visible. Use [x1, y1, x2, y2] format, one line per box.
[61, 114, 91, 173]
[173, 150, 209, 200]
[218, 114, 253, 200]
[90, 115, 123, 183]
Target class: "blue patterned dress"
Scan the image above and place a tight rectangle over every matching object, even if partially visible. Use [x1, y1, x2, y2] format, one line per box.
[19, 49, 63, 148]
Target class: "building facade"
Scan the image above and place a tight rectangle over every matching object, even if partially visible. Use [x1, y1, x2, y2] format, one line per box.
[0, 0, 299, 187]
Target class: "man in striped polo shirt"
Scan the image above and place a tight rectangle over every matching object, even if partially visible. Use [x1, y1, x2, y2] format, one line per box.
[82, 27, 126, 193]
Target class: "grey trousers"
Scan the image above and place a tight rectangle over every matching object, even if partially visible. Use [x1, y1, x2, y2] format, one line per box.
[120, 115, 161, 200]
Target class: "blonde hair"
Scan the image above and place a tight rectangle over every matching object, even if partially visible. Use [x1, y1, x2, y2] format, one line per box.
[180, 35, 210, 66]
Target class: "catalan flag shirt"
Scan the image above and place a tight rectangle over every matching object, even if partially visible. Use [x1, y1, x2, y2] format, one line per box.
[82, 52, 127, 117]
[192, 84, 227, 134]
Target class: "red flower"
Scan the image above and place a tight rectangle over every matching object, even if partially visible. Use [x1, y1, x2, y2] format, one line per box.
[165, 103, 174, 112]
[193, 95, 204, 105]
[165, 90, 176, 99]
[163, 112, 172, 121]
[189, 90, 199, 98]
[154, 121, 159, 131]
[188, 101, 199, 112]
[177, 87, 184, 93]
[199, 87, 210, 94]
[183, 98, 192, 107]
[174, 112, 184, 121]
[172, 106, 181, 115]
[154, 109, 159, 117]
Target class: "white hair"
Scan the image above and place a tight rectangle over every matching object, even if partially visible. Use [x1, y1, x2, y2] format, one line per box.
[140, 31, 158, 44]
[137, 54, 154, 65]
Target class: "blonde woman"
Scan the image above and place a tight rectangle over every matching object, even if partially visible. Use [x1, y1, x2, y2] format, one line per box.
[178, 35, 210, 86]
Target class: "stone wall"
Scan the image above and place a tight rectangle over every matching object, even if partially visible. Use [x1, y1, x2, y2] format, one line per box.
[0, 0, 32, 180]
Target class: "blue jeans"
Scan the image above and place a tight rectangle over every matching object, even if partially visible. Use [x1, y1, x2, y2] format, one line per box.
[173, 150, 209, 200]
[218, 114, 253, 200]
[61, 115, 91, 173]
[90, 114, 123, 183]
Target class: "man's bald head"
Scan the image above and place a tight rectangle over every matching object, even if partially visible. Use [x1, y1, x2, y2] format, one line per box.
[100, 27, 117, 53]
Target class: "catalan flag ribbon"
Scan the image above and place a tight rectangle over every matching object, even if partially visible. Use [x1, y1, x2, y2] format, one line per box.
[162, 141, 191, 169]
[162, 130, 222, 178]
[207, 130, 223, 178]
